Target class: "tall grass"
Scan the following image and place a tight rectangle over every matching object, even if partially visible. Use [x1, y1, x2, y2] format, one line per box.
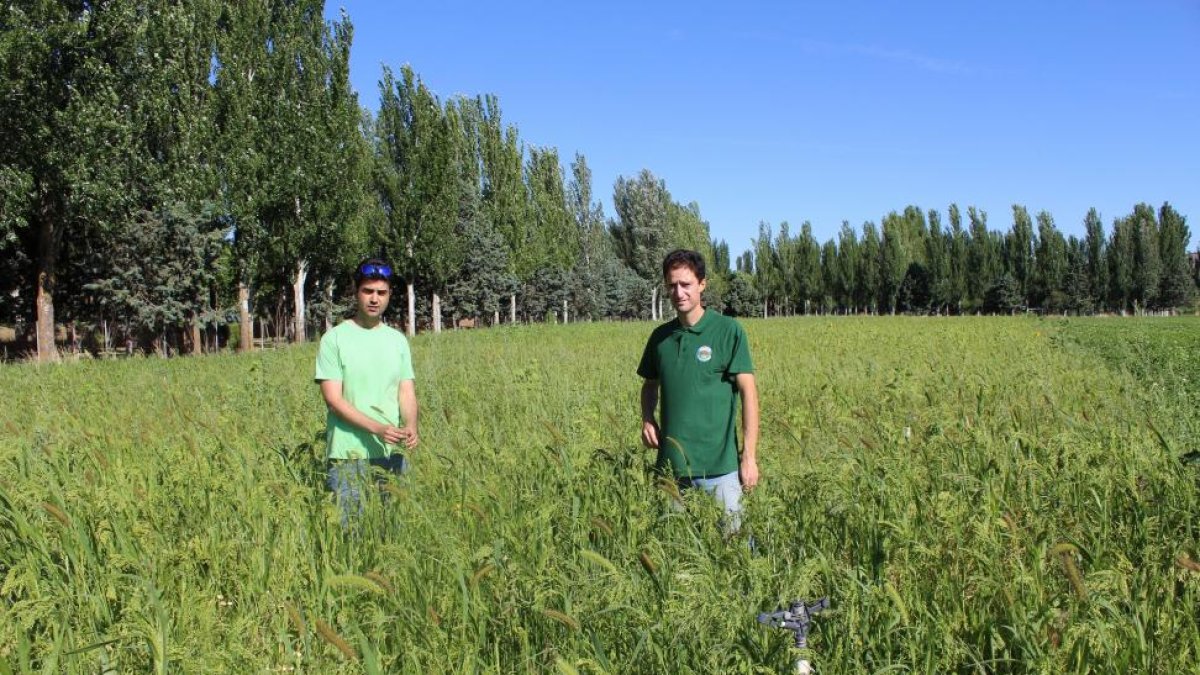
[1, 317, 1196, 673]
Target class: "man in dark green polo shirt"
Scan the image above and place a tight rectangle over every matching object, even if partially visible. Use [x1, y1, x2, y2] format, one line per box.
[638, 249, 760, 532]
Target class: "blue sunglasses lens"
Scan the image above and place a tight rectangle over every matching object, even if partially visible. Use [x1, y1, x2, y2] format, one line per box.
[359, 264, 392, 278]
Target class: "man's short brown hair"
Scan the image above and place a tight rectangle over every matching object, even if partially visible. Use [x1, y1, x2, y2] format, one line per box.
[661, 249, 706, 281]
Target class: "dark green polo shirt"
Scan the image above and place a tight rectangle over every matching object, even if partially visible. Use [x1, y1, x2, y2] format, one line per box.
[637, 310, 754, 478]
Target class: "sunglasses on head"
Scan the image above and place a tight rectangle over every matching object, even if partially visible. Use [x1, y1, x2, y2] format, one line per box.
[358, 263, 392, 278]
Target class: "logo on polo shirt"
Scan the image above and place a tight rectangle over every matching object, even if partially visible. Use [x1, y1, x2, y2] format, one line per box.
[696, 345, 713, 362]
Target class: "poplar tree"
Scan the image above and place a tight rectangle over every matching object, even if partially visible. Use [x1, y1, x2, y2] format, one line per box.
[772, 223, 797, 315]
[835, 222, 859, 313]
[1005, 205, 1035, 306]
[479, 95, 529, 322]
[796, 222, 822, 314]
[0, 1, 141, 360]
[1130, 203, 1161, 311]
[213, 0, 272, 351]
[375, 65, 460, 335]
[820, 239, 838, 313]
[260, 4, 366, 343]
[611, 170, 673, 320]
[525, 145, 576, 321]
[857, 222, 881, 314]
[966, 207, 995, 308]
[1108, 214, 1135, 312]
[565, 153, 609, 320]
[1032, 211, 1066, 311]
[946, 204, 969, 313]
[925, 209, 950, 313]
[1156, 202, 1194, 309]
[1083, 208, 1108, 311]
[752, 222, 779, 317]
[879, 213, 907, 314]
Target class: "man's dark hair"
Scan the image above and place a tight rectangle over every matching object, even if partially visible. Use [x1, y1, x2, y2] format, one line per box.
[662, 249, 706, 281]
[353, 257, 394, 288]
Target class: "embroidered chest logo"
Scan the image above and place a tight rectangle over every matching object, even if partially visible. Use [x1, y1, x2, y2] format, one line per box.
[696, 345, 713, 363]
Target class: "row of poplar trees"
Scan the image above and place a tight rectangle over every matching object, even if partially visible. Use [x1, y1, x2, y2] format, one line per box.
[2, 3, 1196, 362]
[0, 1, 720, 361]
[738, 203, 1196, 318]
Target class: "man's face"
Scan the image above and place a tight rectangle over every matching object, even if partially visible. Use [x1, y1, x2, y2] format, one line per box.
[665, 264, 706, 315]
[356, 279, 391, 319]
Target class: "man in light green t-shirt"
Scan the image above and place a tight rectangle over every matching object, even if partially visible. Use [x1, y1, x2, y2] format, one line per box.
[315, 258, 419, 522]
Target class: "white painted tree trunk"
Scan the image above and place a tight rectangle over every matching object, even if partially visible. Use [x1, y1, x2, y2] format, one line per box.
[650, 286, 658, 321]
[238, 282, 252, 352]
[762, 298, 767, 319]
[562, 298, 568, 324]
[406, 282, 416, 337]
[292, 259, 308, 343]
[324, 280, 334, 332]
[432, 292, 442, 333]
[493, 309, 500, 326]
[510, 294, 516, 324]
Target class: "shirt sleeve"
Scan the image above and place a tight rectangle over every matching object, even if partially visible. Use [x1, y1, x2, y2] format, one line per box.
[314, 331, 342, 382]
[727, 321, 755, 374]
[637, 333, 659, 380]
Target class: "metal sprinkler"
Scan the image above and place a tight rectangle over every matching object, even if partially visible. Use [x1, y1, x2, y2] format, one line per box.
[757, 597, 829, 674]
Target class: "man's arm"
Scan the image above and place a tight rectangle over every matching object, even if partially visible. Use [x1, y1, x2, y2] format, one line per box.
[736, 372, 759, 489]
[398, 378, 419, 449]
[319, 379, 408, 446]
[640, 378, 661, 449]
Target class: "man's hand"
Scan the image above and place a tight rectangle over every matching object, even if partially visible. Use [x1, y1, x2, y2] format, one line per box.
[640, 379, 660, 449]
[376, 424, 408, 447]
[641, 420, 661, 449]
[740, 455, 759, 491]
[401, 424, 419, 449]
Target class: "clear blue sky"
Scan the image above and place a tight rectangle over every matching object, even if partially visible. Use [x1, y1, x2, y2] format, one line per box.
[325, 0, 1199, 257]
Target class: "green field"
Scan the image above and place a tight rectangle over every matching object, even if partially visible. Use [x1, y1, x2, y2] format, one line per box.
[2, 317, 1197, 674]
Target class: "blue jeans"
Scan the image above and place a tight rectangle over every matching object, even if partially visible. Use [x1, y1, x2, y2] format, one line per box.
[327, 455, 407, 526]
[678, 470, 743, 534]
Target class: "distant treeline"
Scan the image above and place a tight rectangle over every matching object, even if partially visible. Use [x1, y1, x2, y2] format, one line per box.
[2, 3, 1196, 361]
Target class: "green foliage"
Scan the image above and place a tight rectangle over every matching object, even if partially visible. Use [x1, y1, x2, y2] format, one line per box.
[983, 272, 1023, 314]
[723, 272, 761, 318]
[83, 204, 226, 342]
[375, 64, 464, 326]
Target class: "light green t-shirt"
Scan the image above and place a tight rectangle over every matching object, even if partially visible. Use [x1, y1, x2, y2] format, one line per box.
[315, 320, 415, 460]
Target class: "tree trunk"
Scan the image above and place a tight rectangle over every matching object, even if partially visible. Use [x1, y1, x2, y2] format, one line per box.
[432, 292, 442, 333]
[563, 298, 568, 324]
[238, 282, 252, 353]
[762, 298, 767, 319]
[493, 309, 500, 326]
[324, 279, 334, 332]
[190, 317, 202, 356]
[406, 281, 415, 337]
[34, 201, 60, 363]
[292, 259, 308, 343]
[650, 286, 658, 321]
[510, 294, 516, 324]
